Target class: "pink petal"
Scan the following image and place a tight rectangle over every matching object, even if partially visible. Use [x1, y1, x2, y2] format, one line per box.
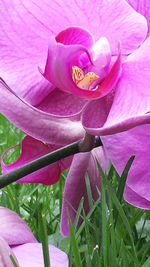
[126, 0, 150, 36]
[12, 243, 68, 267]
[1, 136, 70, 185]
[83, 37, 150, 136]
[102, 124, 150, 208]
[0, 237, 19, 267]
[61, 147, 107, 236]
[0, 79, 85, 145]
[0, 206, 37, 246]
[56, 27, 94, 48]
[36, 88, 87, 116]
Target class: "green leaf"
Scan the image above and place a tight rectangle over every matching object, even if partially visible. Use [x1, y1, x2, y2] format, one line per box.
[117, 155, 135, 202]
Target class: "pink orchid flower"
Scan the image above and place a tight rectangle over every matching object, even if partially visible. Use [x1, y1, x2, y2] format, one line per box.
[1, 0, 150, 233]
[0, 0, 148, 145]
[0, 206, 68, 266]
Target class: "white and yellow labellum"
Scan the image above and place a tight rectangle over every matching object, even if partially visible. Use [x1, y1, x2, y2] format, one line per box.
[72, 66, 99, 90]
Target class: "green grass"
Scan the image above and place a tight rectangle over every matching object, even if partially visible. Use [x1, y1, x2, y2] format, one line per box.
[1, 113, 150, 266]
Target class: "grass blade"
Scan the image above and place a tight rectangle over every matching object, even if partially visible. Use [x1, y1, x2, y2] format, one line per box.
[67, 210, 82, 267]
[39, 209, 50, 267]
[116, 156, 135, 202]
[85, 173, 94, 209]
[101, 175, 108, 267]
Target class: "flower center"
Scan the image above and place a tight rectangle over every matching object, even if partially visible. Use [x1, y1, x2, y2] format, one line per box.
[72, 66, 99, 90]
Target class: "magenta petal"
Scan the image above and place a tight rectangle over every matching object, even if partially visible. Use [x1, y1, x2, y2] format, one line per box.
[56, 27, 94, 48]
[61, 147, 107, 236]
[0, 237, 19, 267]
[0, 207, 37, 246]
[102, 124, 150, 207]
[12, 243, 68, 267]
[0, 80, 84, 145]
[1, 136, 64, 185]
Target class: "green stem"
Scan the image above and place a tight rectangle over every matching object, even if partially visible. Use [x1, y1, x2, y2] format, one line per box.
[0, 135, 102, 189]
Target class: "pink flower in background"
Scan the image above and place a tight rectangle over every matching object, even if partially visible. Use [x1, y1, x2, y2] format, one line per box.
[1, 136, 72, 185]
[0, 206, 68, 266]
[1, 0, 150, 233]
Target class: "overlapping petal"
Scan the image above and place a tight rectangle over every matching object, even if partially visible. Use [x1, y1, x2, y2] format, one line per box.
[0, 206, 37, 246]
[61, 146, 107, 236]
[0, 79, 85, 145]
[1, 136, 72, 185]
[82, 36, 150, 136]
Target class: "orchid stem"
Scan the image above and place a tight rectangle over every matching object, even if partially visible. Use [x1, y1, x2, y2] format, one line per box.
[0, 135, 102, 189]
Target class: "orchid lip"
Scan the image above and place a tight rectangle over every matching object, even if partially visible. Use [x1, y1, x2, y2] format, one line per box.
[42, 26, 122, 100]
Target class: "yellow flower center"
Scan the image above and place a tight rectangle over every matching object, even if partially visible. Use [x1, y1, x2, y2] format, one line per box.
[72, 66, 99, 90]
